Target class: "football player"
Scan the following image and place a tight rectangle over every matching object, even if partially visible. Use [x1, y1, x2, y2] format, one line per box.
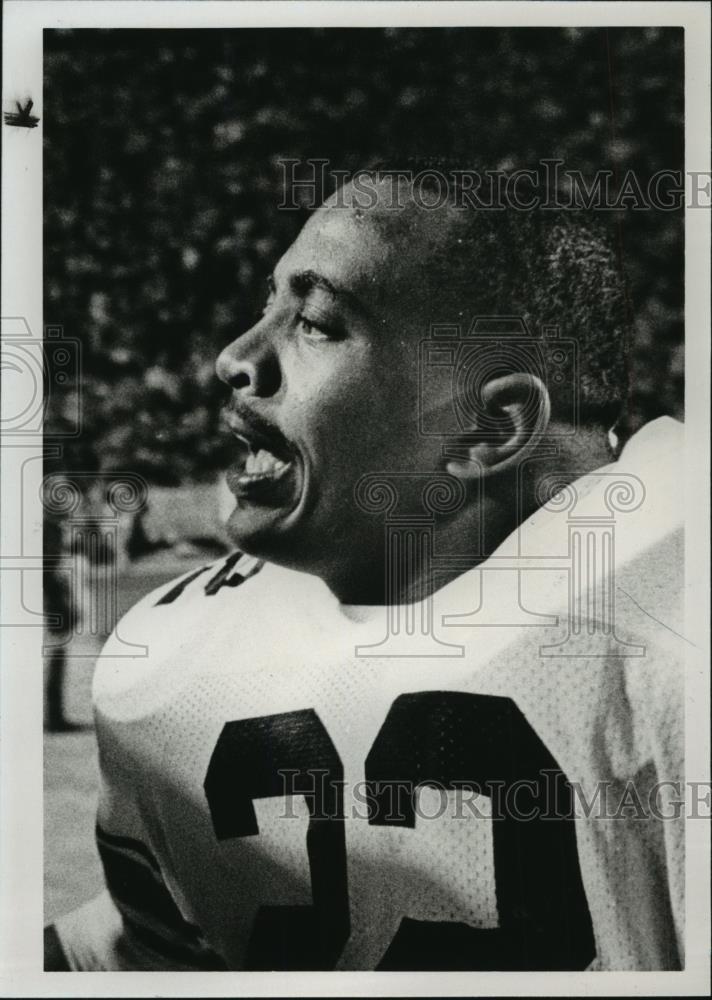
[45, 172, 684, 971]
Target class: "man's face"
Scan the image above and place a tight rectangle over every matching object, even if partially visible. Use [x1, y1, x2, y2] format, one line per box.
[216, 183, 453, 579]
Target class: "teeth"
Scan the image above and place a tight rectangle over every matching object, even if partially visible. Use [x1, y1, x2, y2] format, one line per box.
[244, 448, 287, 477]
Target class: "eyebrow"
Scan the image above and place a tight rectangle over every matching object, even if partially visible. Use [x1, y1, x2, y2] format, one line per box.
[277, 268, 371, 317]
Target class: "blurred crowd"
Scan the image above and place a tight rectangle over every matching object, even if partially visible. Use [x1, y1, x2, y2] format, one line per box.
[44, 26, 683, 489]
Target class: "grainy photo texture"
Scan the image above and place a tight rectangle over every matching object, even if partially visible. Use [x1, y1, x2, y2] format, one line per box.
[38, 24, 691, 976]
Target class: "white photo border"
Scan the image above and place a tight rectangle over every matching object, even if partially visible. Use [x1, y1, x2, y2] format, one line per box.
[1, 2, 709, 996]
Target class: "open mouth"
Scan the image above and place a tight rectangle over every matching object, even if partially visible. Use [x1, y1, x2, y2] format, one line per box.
[223, 408, 300, 509]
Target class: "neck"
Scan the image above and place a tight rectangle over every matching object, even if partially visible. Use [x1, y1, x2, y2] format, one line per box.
[321, 496, 518, 606]
[319, 426, 613, 606]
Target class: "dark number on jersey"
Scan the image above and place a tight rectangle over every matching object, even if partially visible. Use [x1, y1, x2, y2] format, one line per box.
[203, 692, 595, 970]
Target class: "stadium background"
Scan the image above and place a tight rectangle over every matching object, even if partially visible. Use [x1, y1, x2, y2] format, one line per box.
[43, 26, 684, 921]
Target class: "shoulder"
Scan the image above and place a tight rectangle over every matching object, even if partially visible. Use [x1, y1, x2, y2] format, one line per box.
[117, 550, 265, 630]
[91, 550, 327, 723]
[150, 549, 265, 609]
[93, 551, 267, 695]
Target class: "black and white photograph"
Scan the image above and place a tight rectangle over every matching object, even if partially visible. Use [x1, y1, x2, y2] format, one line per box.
[1, 1, 710, 996]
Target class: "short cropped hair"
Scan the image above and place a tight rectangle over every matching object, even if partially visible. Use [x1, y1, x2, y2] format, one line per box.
[359, 163, 631, 429]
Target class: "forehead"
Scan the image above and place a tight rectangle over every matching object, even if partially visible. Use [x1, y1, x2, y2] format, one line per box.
[276, 185, 460, 321]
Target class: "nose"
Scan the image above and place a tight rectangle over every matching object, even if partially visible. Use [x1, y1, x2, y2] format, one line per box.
[216, 323, 281, 397]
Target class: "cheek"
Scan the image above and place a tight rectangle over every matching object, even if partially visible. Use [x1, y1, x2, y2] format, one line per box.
[286, 345, 423, 472]
[313, 377, 423, 476]
[311, 391, 383, 459]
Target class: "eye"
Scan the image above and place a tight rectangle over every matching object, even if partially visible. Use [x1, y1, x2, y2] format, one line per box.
[297, 313, 347, 342]
[297, 315, 338, 341]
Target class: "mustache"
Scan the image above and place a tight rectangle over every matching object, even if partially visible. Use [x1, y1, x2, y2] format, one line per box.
[221, 401, 291, 450]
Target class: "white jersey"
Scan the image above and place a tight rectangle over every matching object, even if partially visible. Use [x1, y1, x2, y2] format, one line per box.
[56, 418, 685, 971]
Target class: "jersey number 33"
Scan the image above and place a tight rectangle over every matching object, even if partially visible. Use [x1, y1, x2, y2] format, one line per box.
[203, 690, 596, 970]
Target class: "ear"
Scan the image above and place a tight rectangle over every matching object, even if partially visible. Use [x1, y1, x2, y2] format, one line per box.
[444, 373, 551, 479]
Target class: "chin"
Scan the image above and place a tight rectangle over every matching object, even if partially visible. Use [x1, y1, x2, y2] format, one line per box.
[226, 506, 280, 554]
[224, 502, 307, 567]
